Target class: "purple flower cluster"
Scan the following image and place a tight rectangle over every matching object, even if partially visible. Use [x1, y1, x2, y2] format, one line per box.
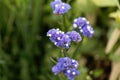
[52, 57, 80, 80]
[47, 28, 71, 48]
[66, 31, 82, 42]
[50, 0, 71, 15]
[48, 0, 95, 80]
[47, 28, 81, 48]
[73, 17, 94, 37]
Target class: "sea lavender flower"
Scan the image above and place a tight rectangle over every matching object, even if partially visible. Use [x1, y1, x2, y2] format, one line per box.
[47, 28, 71, 48]
[52, 57, 80, 80]
[64, 69, 80, 80]
[73, 17, 89, 29]
[55, 34, 71, 48]
[66, 31, 82, 42]
[80, 25, 94, 37]
[47, 28, 64, 42]
[73, 17, 94, 37]
[50, 0, 71, 15]
[50, 0, 62, 10]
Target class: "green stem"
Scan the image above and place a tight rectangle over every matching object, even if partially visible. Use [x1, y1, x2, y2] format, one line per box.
[62, 15, 67, 32]
[67, 0, 71, 3]
[61, 49, 68, 57]
[50, 57, 57, 64]
[72, 37, 84, 58]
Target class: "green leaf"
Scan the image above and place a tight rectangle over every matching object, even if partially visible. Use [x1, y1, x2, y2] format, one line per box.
[109, 10, 120, 23]
[91, 0, 118, 7]
[109, 54, 120, 61]
[74, 0, 97, 14]
[109, 46, 120, 61]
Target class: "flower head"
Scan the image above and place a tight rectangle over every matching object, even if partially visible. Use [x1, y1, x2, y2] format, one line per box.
[66, 31, 82, 42]
[55, 34, 71, 48]
[64, 69, 80, 80]
[47, 28, 64, 42]
[50, 0, 71, 15]
[50, 0, 62, 10]
[47, 28, 71, 48]
[80, 25, 94, 37]
[73, 17, 89, 29]
[73, 17, 94, 37]
[52, 57, 80, 80]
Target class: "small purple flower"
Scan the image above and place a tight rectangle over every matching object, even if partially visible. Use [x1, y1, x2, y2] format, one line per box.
[80, 25, 94, 37]
[73, 17, 94, 37]
[66, 31, 82, 42]
[55, 34, 71, 48]
[47, 28, 64, 42]
[50, 0, 71, 15]
[73, 17, 89, 29]
[58, 57, 72, 69]
[64, 69, 80, 80]
[47, 28, 71, 48]
[52, 63, 63, 75]
[50, 0, 62, 10]
[52, 57, 80, 80]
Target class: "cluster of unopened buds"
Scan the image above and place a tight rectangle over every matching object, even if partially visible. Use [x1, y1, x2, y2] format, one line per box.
[47, 0, 94, 80]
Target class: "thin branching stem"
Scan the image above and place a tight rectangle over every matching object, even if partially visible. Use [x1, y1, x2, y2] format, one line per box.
[62, 15, 67, 32]
[72, 37, 84, 58]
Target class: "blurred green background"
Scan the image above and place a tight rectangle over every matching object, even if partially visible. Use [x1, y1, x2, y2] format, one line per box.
[0, 0, 120, 80]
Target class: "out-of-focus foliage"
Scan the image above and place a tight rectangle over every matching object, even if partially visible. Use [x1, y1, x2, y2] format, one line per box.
[91, 0, 118, 7]
[0, 0, 120, 80]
